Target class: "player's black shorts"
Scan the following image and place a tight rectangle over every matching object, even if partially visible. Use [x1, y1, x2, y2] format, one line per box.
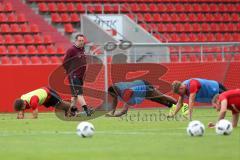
[43, 87, 62, 107]
[218, 82, 227, 94]
[142, 80, 155, 93]
[68, 75, 84, 96]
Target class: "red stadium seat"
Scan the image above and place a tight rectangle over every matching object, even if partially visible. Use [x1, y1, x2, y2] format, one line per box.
[201, 3, 210, 12]
[175, 3, 184, 12]
[206, 54, 215, 62]
[57, 47, 65, 54]
[1, 24, 10, 33]
[5, 35, 14, 44]
[232, 13, 240, 22]
[216, 54, 223, 61]
[0, 13, 7, 23]
[222, 13, 231, 22]
[181, 55, 188, 62]
[4, 3, 13, 12]
[121, 3, 129, 13]
[224, 53, 233, 61]
[0, 4, 3, 12]
[43, 35, 53, 44]
[139, 3, 149, 12]
[48, 3, 57, 12]
[189, 55, 199, 62]
[152, 14, 161, 22]
[18, 45, 27, 54]
[61, 13, 71, 23]
[50, 56, 60, 64]
[179, 13, 187, 22]
[30, 56, 41, 64]
[17, 13, 27, 23]
[11, 56, 21, 64]
[157, 4, 167, 12]
[76, 3, 85, 13]
[215, 33, 224, 41]
[184, 4, 193, 12]
[201, 23, 209, 32]
[8, 13, 17, 22]
[30, 24, 40, 33]
[8, 45, 17, 54]
[171, 13, 179, 22]
[70, 13, 80, 23]
[37, 45, 47, 54]
[40, 56, 50, 64]
[233, 33, 240, 41]
[184, 23, 192, 32]
[188, 13, 197, 22]
[51, 13, 61, 23]
[0, 35, 3, 44]
[67, 3, 76, 12]
[104, 4, 114, 13]
[161, 13, 170, 22]
[192, 23, 201, 32]
[1, 56, 10, 64]
[192, 4, 201, 12]
[10, 24, 21, 33]
[14, 35, 24, 44]
[209, 4, 218, 12]
[130, 3, 140, 12]
[20, 24, 30, 33]
[21, 56, 31, 64]
[34, 35, 44, 44]
[64, 23, 74, 33]
[175, 23, 184, 32]
[93, 4, 102, 13]
[24, 35, 34, 44]
[166, 3, 175, 12]
[38, 3, 48, 12]
[148, 4, 158, 12]
[233, 54, 240, 61]
[144, 13, 152, 22]
[210, 23, 219, 32]
[57, 3, 67, 12]
[196, 13, 205, 22]
[46, 46, 56, 54]
[170, 55, 179, 62]
[0, 46, 7, 54]
[27, 45, 37, 54]
[86, 5, 95, 13]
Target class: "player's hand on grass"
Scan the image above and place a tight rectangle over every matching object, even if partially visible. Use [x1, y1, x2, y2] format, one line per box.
[105, 112, 115, 117]
[208, 122, 215, 128]
[17, 112, 24, 119]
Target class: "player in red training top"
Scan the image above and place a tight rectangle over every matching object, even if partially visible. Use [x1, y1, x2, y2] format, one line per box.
[14, 87, 72, 119]
[209, 89, 240, 128]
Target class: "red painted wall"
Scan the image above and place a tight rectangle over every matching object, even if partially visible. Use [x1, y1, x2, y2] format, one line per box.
[1, 62, 239, 112]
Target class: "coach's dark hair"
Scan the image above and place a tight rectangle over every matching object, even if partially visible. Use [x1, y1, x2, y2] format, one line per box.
[75, 34, 84, 40]
[14, 99, 25, 111]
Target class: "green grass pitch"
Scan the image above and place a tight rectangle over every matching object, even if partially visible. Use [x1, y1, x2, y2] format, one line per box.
[0, 108, 239, 160]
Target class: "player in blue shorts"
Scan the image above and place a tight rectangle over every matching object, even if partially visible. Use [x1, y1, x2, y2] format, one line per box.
[105, 80, 178, 117]
[171, 78, 227, 120]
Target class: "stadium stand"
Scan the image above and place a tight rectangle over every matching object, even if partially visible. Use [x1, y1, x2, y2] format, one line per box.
[0, 0, 239, 64]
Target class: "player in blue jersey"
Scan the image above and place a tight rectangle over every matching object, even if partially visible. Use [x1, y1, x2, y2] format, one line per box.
[105, 80, 178, 117]
[171, 78, 227, 120]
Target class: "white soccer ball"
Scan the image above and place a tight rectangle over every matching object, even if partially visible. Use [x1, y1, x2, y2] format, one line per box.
[76, 121, 95, 138]
[215, 119, 233, 135]
[187, 120, 205, 137]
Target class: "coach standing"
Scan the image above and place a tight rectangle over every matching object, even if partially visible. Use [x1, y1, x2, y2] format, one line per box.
[63, 34, 93, 116]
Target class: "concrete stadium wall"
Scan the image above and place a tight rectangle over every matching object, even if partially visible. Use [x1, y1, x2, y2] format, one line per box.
[0, 62, 239, 112]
